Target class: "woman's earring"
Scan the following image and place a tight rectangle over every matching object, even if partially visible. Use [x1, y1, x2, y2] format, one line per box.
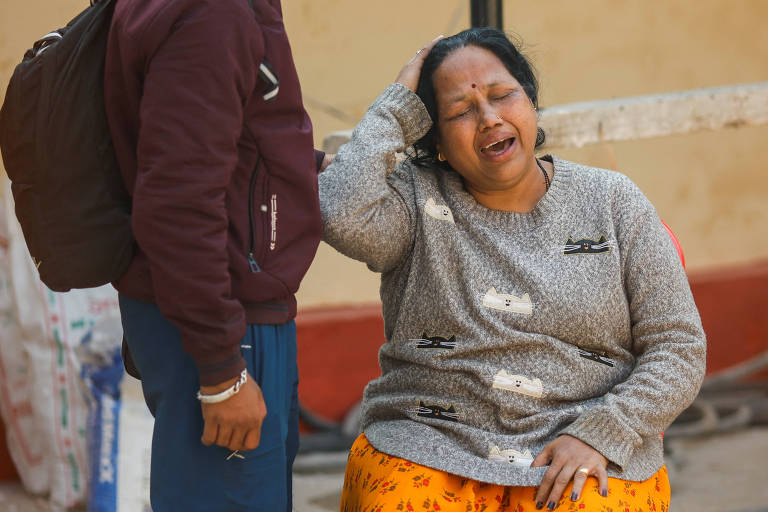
[438, 152, 446, 162]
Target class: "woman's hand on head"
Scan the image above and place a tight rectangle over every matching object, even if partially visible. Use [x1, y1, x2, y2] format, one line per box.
[395, 36, 443, 92]
[531, 434, 609, 510]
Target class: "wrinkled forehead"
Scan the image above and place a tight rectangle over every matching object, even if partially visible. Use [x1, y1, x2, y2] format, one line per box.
[433, 46, 520, 102]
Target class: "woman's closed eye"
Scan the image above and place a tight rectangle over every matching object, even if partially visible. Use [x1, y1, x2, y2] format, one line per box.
[446, 92, 515, 120]
[448, 105, 473, 120]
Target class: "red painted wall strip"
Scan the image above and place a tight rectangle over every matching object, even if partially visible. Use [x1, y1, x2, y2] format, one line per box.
[2, 261, 767, 480]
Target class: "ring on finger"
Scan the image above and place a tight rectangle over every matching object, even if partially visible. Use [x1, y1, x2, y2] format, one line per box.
[576, 467, 590, 475]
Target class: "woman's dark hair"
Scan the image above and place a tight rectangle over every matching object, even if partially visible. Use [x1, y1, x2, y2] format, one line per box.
[409, 27, 545, 169]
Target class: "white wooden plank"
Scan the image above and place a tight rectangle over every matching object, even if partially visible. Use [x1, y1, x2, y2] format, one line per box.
[539, 81, 768, 148]
[321, 82, 768, 152]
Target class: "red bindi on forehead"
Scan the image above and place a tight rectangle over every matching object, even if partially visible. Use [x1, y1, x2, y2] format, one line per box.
[471, 83, 477, 88]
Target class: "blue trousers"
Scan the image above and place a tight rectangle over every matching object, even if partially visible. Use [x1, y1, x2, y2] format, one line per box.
[118, 294, 299, 512]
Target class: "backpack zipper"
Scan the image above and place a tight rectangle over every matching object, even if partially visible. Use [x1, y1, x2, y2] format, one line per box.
[247, 157, 262, 273]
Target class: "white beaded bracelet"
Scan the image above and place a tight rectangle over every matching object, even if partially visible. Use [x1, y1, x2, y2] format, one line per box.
[196, 369, 247, 404]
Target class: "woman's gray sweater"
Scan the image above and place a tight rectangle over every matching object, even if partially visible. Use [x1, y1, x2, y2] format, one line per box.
[319, 83, 706, 485]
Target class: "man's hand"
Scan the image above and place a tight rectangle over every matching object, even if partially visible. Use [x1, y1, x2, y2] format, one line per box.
[200, 373, 266, 452]
[319, 153, 335, 173]
[531, 434, 609, 509]
[395, 35, 443, 92]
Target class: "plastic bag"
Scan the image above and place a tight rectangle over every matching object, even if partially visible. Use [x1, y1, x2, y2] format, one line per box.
[0, 179, 152, 511]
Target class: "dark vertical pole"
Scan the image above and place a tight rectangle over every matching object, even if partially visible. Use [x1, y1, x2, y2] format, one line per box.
[470, 0, 503, 30]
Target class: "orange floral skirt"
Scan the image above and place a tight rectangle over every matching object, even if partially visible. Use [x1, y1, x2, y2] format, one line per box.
[341, 434, 670, 512]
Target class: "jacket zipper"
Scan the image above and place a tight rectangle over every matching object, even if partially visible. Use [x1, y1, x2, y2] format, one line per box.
[247, 156, 262, 273]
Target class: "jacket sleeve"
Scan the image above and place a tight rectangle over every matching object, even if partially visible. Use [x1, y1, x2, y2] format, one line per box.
[319, 83, 432, 273]
[560, 180, 706, 470]
[131, 1, 262, 385]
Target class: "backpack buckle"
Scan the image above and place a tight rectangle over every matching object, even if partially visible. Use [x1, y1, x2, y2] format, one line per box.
[32, 32, 63, 58]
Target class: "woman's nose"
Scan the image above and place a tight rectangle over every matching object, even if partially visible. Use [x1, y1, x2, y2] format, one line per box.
[479, 105, 502, 129]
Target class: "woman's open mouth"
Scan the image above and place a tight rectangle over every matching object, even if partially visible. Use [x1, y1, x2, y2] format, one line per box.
[480, 137, 515, 159]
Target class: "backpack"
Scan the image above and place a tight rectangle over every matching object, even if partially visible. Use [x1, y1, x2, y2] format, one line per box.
[0, 0, 133, 292]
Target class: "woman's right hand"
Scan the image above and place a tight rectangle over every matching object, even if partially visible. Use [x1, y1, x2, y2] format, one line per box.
[531, 434, 609, 510]
[395, 36, 443, 92]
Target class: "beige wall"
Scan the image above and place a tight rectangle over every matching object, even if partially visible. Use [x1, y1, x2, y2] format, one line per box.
[284, 0, 768, 307]
[2, 1, 767, 308]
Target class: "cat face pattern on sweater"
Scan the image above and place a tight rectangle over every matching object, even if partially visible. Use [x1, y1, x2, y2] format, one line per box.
[488, 445, 534, 467]
[410, 401, 459, 422]
[482, 287, 533, 315]
[411, 333, 457, 349]
[424, 197, 455, 223]
[492, 370, 544, 398]
[563, 235, 611, 255]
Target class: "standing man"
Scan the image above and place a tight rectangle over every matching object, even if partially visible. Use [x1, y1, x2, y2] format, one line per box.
[103, 0, 324, 510]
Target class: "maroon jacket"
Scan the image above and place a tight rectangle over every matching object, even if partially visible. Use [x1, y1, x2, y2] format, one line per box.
[104, 0, 321, 385]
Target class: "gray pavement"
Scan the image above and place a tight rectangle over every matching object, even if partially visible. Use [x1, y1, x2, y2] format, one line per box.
[2, 426, 767, 511]
[293, 427, 768, 512]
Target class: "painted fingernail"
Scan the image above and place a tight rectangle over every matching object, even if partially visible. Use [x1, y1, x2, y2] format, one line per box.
[570, 492, 579, 501]
[547, 501, 556, 510]
[601, 489, 608, 498]
[536, 502, 544, 510]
